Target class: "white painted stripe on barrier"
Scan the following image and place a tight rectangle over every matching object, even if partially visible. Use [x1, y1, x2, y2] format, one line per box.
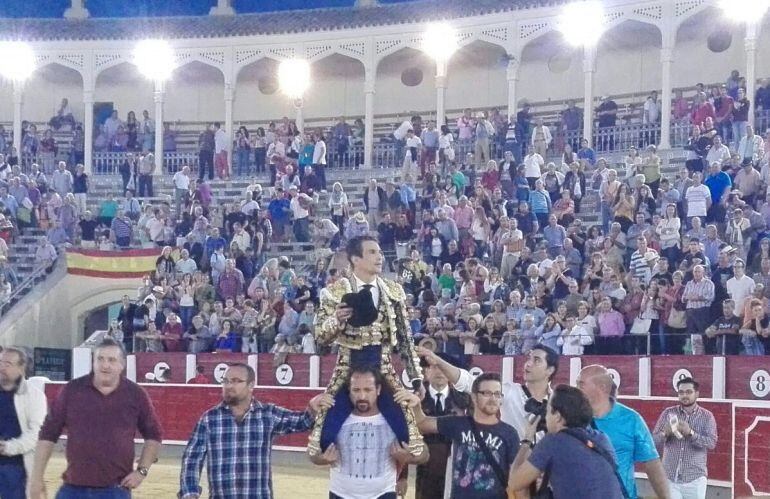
[248, 354, 259, 384]
[638, 357, 651, 397]
[125, 354, 136, 382]
[309, 355, 321, 388]
[744, 416, 770, 495]
[72, 347, 92, 378]
[502, 356, 514, 384]
[569, 357, 582, 386]
[185, 354, 196, 384]
[712, 356, 726, 400]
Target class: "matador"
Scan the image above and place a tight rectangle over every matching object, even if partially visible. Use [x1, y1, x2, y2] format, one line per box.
[308, 235, 425, 457]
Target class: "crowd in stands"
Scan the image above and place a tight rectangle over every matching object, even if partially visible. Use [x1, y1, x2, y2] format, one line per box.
[0, 70, 770, 355]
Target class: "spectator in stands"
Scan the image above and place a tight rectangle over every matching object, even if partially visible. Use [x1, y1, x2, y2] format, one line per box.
[137, 153, 155, 197]
[49, 98, 76, 131]
[311, 131, 327, 191]
[596, 95, 619, 151]
[198, 123, 215, 182]
[141, 110, 154, 152]
[652, 377, 717, 499]
[51, 161, 72, 199]
[737, 124, 764, 165]
[163, 122, 177, 153]
[173, 165, 191, 219]
[213, 122, 229, 180]
[110, 209, 133, 248]
[732, 87, 751, 146]
[523, 145, 544, 190]
[530, 117, 551, 158]
[71, 163, 88, 216]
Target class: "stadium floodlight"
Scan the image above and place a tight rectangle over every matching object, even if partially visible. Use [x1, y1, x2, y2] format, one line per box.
[559, 1, 605, 47]
[423, 23, 458, 62]
[278, 58, 311, 100]
[719, 0, 770, 23]
[133, 39, 174, 82]
[0, 42, 36, 82]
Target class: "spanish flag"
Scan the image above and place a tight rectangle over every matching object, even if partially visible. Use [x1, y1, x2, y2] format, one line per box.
[66, 248, 159, 278]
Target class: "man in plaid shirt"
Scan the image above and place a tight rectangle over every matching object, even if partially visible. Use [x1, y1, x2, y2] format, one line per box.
[179, 363, 330, 498]
[652, 377, 717, 499]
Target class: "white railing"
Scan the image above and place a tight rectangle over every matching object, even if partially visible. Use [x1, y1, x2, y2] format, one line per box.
[92, 151, 200, 175]
[592, 123, 662, 153]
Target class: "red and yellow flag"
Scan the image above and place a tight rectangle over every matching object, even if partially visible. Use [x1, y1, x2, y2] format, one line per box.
[66, 248, 158, 278]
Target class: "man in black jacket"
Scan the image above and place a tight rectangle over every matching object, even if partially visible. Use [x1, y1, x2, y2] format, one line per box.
[116, 294, 137, 353]
[399, 354, 471, 499]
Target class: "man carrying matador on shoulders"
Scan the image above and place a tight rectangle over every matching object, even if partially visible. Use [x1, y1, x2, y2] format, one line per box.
[307, 235, 425, 458]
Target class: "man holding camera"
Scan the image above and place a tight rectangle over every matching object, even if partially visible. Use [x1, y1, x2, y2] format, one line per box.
[652, 377, 717, 499]
[398, 373, 519, 499]
[418, 343, 557, 438]
[509, 385, 625, 498]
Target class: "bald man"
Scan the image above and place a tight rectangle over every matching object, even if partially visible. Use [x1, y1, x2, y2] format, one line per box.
[577, 365, 671, 499]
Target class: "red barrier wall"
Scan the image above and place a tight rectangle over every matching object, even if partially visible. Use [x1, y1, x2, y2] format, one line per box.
[581, 355, 641, 396]
[255, 353, 311, 387]
[650, 356, 714, 398]
[135, 352, 187, 383]
[725, 356, 770, 400]
[733, 403, 770, 497]
[195, 352, 247, 383]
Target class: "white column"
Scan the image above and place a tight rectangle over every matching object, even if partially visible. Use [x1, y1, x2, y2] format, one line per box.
[83, 89, 94, 174]
[435, 60, 448, 128]
[294, 98, 304, 135]
[224, 84, 234, 169]
[659, 45, 673, 150]
[209, 0, 235, 16]
[746, 21, 759, 127]
[12, 82, 23, 164]
[153, 81, 164, 173]
[582, 46, 596, 146]
[506, 58, 520, 123]
[64, 0, 89, 19]
[364, 69, 375, 168]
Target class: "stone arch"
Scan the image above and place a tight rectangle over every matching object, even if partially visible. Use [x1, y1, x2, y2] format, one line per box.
[94, 61, 154, 123]
[165, 60, 226, 122]
[445, 40, 509, 116]
[305, 53, 367, 120]
[374, 46, 434, 117]
[21, 62, 84, 125]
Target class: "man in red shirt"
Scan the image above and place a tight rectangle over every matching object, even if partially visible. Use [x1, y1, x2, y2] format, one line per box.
[29, 338, 162, 498]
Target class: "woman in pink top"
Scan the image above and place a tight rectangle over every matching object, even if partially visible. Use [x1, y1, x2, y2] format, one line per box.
[596, 297, 626, 355]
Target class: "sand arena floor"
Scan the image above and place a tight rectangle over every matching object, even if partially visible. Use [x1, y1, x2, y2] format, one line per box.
[45, 446, 417, 498]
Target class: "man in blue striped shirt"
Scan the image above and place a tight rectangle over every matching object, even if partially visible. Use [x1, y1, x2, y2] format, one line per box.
[179, 363, 329, 498]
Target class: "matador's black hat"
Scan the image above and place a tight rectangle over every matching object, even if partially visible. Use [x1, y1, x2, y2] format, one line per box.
[342, 287, 378, 327]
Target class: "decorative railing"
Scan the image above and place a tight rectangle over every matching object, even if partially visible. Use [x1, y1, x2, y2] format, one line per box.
[0, 263, 49, 319]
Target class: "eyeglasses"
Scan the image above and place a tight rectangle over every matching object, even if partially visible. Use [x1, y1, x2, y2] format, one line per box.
[476, 390, 504, 399]
[221, 378, 248, 385]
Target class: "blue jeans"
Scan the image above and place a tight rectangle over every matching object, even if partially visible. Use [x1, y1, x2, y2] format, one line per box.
[236, 149, 251, 176]
[56, 484, 130, 499]
[733, 121, 748, 147]
[0, 463, 25, 499]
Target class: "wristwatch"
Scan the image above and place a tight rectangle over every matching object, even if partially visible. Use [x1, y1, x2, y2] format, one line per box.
[520, 439, 535, 449]
[137, 467, 149, 477]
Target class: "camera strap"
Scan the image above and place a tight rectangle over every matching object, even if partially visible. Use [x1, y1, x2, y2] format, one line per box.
[467, 417, 509, 491]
